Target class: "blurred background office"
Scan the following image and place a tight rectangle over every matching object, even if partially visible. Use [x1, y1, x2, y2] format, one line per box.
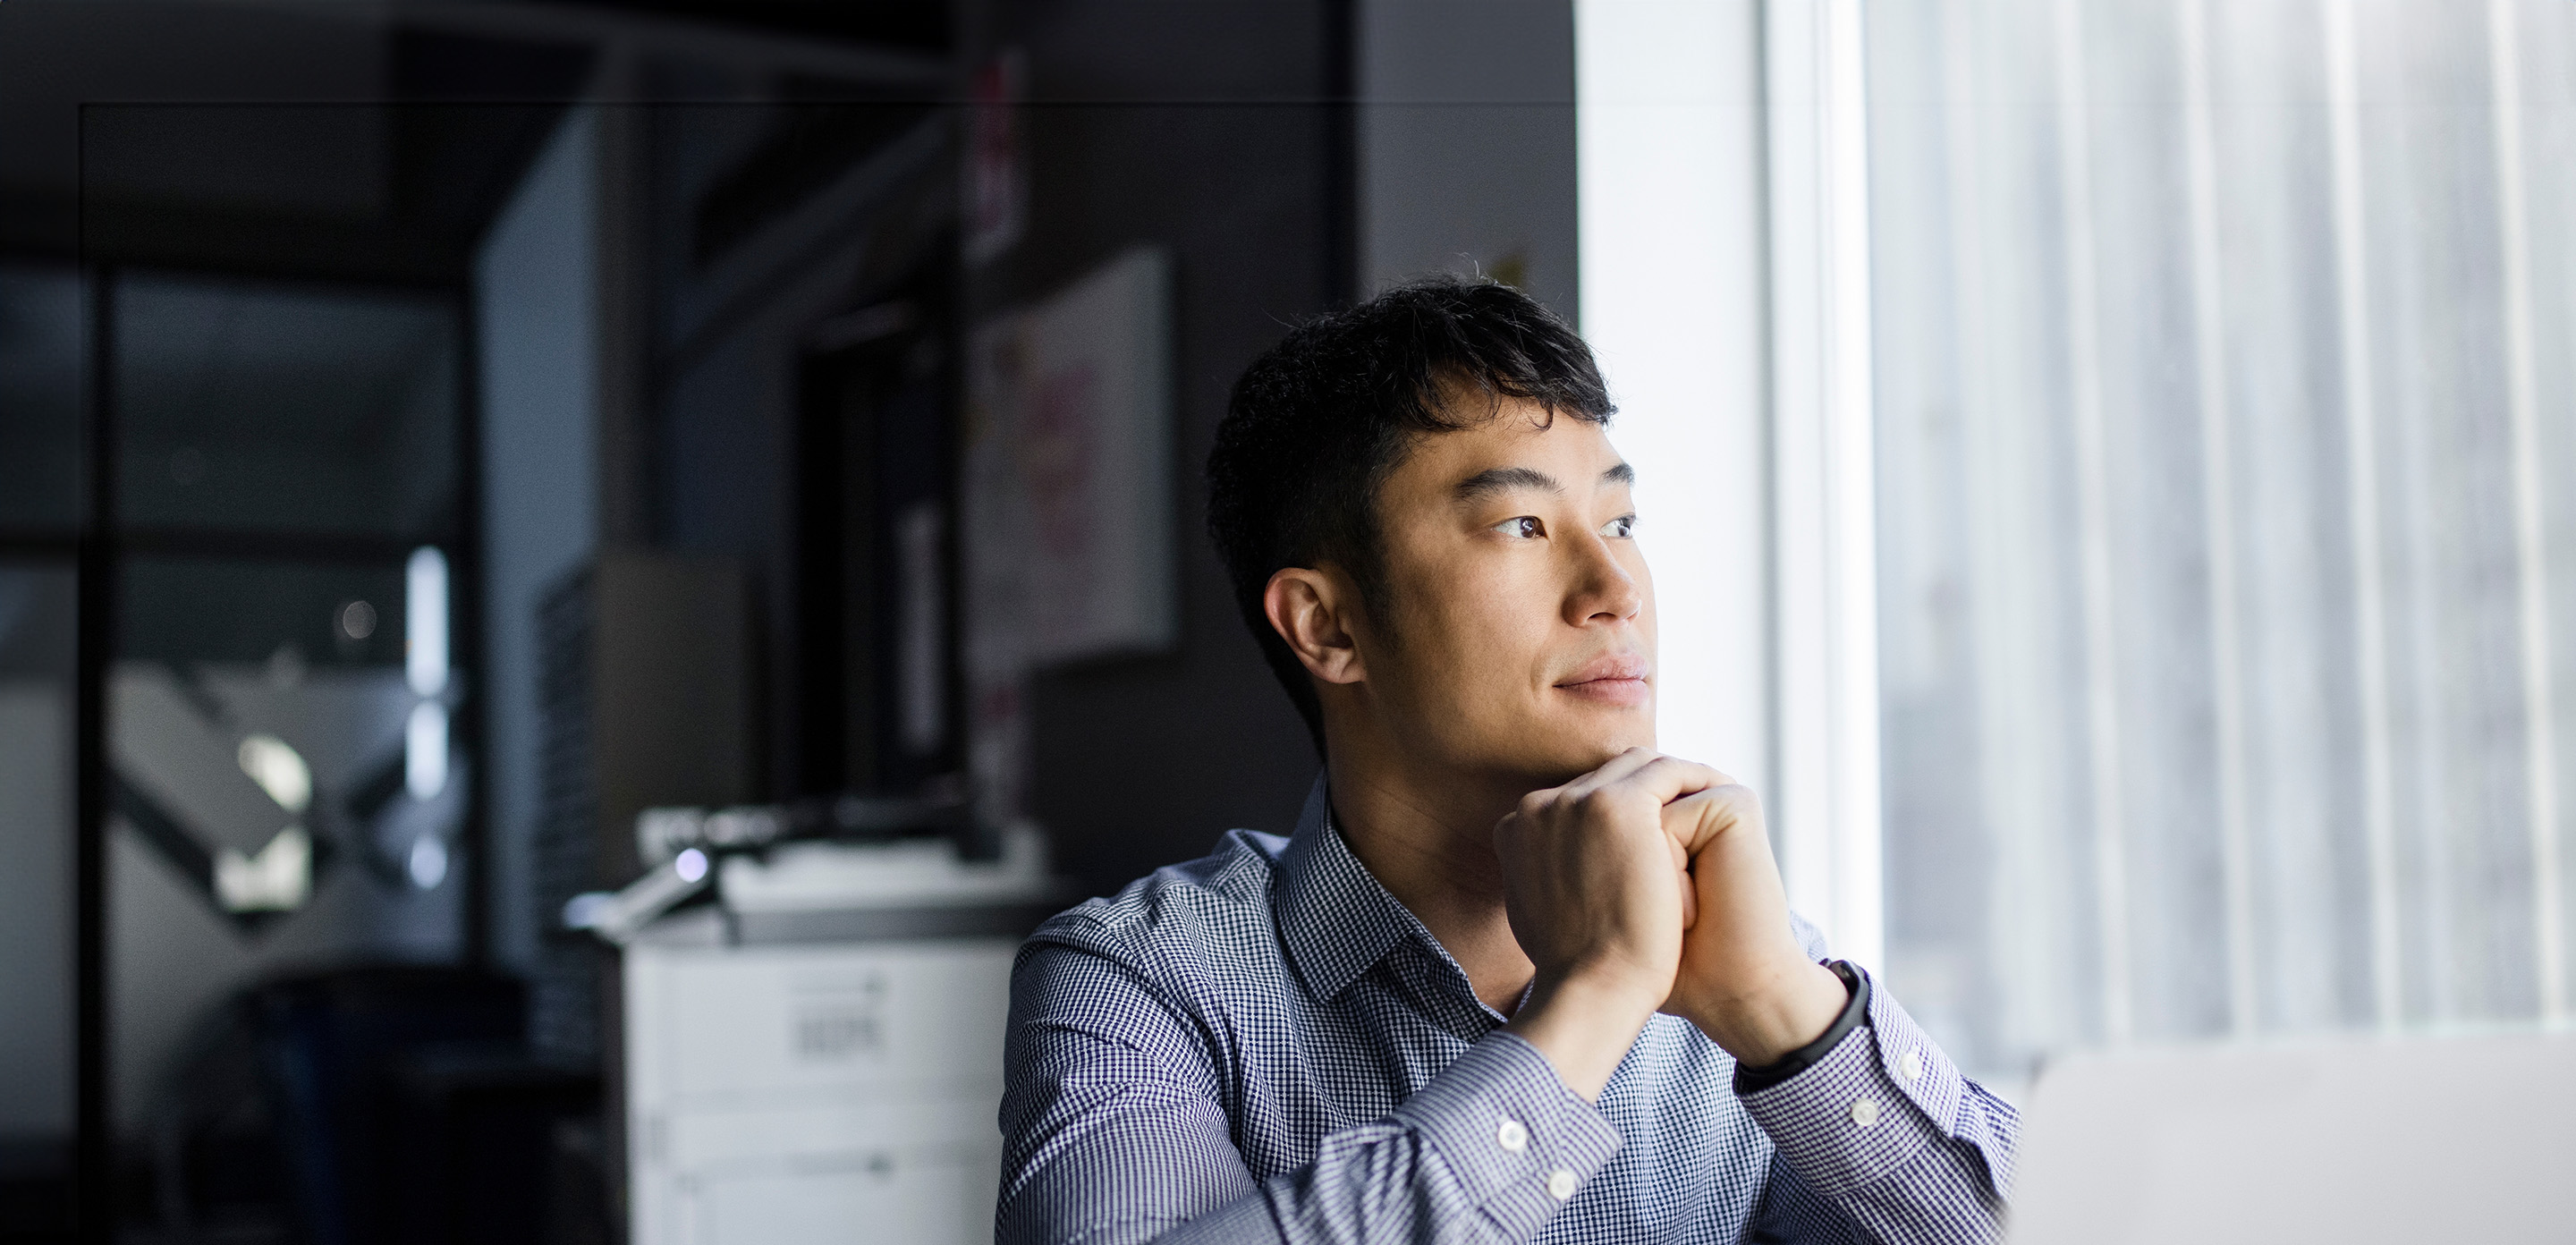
[0, 1, 2570, 1242]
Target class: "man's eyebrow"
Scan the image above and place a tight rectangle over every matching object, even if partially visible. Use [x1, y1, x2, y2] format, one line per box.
[1604, 462, 1635, 487]
[1452, 466, 1562, 504]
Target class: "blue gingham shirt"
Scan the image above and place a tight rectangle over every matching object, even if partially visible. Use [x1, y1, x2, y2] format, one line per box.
[1000, 780, 2017, 1243]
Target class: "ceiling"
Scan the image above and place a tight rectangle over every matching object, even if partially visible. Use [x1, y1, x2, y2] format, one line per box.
[0, 0, 953, 284]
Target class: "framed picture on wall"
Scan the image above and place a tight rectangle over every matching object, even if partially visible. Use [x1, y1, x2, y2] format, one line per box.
[962, 246, 1175, 811]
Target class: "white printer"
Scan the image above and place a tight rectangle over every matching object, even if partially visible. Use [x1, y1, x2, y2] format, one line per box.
[610, 826, 1067, 1245]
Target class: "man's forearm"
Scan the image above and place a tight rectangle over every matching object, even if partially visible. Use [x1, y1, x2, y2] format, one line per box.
[1504, 971, 1661, 1103]
[1689, 958, 1853, 1068]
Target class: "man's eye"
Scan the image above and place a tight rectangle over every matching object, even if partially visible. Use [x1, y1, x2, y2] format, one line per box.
[1496, 516, 1544, 539]
[1602, 515, 1636, 538]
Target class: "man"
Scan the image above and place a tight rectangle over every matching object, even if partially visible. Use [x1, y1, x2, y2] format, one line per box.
[998, 277, 2015, 1243]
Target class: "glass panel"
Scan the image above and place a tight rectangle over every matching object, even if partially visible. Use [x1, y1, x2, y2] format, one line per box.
[0, 266, 84, 531]
[119, 556, 408, 671]
[108, 553, 470, 1131]
[103, 275, 472, 1230]
[114, 273, 459, 538]
[0, 564, 76, 1201]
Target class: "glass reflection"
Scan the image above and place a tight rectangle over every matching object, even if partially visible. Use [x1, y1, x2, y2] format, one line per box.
[114, 274, 457, 538]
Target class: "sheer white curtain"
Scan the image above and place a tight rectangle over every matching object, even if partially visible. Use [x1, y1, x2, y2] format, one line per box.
[1867, 0, 2576, 1078]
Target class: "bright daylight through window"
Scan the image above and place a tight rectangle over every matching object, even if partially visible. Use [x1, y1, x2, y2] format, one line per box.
[1583, 0, 2576, 1084]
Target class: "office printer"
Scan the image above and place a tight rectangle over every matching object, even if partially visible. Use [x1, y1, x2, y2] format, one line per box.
[590, 812, 1067, 1245]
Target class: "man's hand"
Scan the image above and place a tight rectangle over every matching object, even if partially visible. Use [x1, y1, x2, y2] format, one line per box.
[1658, 778, 1850, 1068]
[1492, 749, 1716, 1100]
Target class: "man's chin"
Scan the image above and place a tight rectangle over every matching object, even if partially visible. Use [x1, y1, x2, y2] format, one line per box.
[1515, 726, 1657, 787]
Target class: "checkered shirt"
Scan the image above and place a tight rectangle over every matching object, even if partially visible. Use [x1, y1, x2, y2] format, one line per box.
[999, 780, 2017, 1243]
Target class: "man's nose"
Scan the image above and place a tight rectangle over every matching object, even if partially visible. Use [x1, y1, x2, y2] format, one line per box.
[1566, 534, 1643, 624]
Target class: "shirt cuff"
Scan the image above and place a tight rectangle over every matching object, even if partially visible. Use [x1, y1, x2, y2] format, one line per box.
[1390, 1029, 1623, 1234]
[1736, 965, 1970, 1198]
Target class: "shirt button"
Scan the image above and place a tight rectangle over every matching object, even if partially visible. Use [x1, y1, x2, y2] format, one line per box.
[1850, 1097, 1881, 1128]
[1897, 1049, 1924, 1082]
[1546, 1168, 1580, 1201]
[1496, 1119, 1528, 1153]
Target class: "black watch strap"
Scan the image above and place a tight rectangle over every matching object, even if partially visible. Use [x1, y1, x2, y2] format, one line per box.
[1732, 960, 1870, 1095]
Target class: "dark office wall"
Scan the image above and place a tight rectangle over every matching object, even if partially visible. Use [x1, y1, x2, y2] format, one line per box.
[970, 0, 1346, 898]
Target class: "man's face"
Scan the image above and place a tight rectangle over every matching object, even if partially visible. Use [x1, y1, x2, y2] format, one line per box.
[1357, 402, 1656, 787]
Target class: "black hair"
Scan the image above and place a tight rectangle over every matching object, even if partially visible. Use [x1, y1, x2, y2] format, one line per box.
[1206, 275, 1614, 751]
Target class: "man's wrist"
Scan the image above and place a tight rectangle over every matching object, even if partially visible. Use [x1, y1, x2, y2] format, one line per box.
[1686, 959, 1852, 1066]
[1733, 961, 1868, 1092]
[1505, 969, 1662, 1104]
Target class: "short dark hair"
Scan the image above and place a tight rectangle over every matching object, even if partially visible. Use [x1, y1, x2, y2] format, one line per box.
[1206, 275, 1614, 750]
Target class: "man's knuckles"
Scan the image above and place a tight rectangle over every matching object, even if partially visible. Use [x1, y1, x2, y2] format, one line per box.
[1665, 785, 1764, 843]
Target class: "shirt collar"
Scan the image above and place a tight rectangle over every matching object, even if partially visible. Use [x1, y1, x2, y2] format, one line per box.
[1273, 775, 1416, 1000]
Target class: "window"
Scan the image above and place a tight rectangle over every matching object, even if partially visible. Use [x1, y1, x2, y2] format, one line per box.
[104, 270, 474, 1125]
[1582, 0, 2576, 1081]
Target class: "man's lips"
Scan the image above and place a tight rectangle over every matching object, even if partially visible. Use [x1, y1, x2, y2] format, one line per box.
[1554, 654, 1652, 704]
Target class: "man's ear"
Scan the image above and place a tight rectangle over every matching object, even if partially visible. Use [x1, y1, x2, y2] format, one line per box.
[1264, 567, 1367, 686]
